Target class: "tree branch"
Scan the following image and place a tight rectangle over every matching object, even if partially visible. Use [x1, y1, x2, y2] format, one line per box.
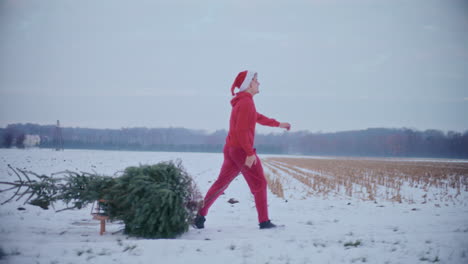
[55, 207, 77, 213]
[1, 182, 23, 205]
[7, 164, 23, 183]
[0, 182, 21, 187]
[0, 186, 18, 192]
[16, 190, 33, 202]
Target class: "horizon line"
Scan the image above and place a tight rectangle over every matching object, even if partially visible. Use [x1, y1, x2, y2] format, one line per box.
[2, 122, 467, 135]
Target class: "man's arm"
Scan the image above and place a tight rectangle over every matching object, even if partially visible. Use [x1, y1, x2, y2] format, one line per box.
[257, 112, 291, 130]
[256, 112, 280, 127]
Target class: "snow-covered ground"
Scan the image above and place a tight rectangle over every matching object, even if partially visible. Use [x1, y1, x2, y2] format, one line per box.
[0, 148, 467, 264]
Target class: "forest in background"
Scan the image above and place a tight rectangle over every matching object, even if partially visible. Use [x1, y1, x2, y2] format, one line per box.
[1, 123, 467, 159]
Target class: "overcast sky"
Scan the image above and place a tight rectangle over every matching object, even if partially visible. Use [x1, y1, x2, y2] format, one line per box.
[1, 0, 467, 134]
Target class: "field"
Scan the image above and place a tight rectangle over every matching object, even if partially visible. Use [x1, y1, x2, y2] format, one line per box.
[263, 157, 468, 205]
[0, 149, 467, 264]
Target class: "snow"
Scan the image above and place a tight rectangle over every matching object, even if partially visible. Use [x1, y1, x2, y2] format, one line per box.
[1, 148, 467, 264]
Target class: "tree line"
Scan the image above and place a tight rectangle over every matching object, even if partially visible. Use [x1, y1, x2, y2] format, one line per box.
[1, 123, 467, 158]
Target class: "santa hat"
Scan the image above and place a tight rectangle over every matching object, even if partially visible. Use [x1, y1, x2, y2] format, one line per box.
[231, 70, 257, 96]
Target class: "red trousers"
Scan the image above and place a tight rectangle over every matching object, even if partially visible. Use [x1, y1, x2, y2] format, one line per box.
[198, 146, 269, 223]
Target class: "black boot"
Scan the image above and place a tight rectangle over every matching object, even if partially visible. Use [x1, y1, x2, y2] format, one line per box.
[259, 220, 277, 229]
[194, 215, 206, 229]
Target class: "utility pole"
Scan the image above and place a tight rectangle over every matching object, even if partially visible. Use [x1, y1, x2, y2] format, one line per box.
[54, 120, 64, 151]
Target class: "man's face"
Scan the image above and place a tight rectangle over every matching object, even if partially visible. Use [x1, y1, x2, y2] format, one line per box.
[250, 77, 260, 95]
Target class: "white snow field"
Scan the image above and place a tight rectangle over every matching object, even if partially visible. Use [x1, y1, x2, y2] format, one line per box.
[0, 148, 467, 264]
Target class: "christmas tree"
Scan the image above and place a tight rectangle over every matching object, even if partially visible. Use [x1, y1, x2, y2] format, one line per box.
[0, 161, 202, 238]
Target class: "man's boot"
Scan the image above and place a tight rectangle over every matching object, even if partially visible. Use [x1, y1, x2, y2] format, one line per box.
[194, 215, 206, 229]
[259, 220, 277, 229]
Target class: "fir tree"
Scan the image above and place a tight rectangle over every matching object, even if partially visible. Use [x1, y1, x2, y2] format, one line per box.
[0, 161, 202, 238]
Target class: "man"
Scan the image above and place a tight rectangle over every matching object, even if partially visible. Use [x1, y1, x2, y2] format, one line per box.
[194, 70, 291, 229]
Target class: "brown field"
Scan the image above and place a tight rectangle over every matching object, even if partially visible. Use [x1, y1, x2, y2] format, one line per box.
[262, 157, 468, 204]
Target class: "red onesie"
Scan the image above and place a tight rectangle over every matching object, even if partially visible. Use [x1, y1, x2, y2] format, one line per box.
[198, 92, 279, 223]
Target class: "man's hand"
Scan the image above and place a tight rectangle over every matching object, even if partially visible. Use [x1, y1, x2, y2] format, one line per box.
[245, 155, 257, 168]
[279, 122, 291, 131]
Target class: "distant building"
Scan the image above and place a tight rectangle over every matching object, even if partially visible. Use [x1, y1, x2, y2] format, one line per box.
[23, 134, 41, 148]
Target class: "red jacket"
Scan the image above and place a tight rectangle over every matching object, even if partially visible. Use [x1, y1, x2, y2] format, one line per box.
[225, 92, 280, 155]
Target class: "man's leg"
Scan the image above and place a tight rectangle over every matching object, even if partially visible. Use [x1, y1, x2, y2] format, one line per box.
[198, 147, 241, 217]
[240, 159, 269, 223]
[229, 148, 269, 223]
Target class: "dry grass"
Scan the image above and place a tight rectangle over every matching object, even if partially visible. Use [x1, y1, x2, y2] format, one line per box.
[263, 164, 285, 199]
[262, 157, 468, 204]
